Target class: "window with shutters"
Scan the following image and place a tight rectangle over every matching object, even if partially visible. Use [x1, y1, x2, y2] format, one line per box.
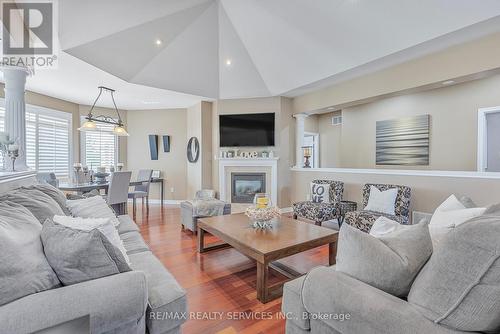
[0, 102, 72, 178]
[0, 107, 4, 169]
[81, 118, 118, 170]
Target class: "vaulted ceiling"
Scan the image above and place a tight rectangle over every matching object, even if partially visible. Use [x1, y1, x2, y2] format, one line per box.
[60, 0, 500, 103]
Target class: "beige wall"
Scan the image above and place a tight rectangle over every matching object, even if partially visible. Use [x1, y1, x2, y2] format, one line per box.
[314, 74, 500, 170]
[186, 101, 213, 199]
[126, 109, 187, 200]
[291, 169, 500, 216]
[318, 112, 342, 168]
[293, 32, 500, 113]
[211, 96, 294, 207]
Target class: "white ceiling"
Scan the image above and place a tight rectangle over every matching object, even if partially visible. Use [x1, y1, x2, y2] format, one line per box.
[5, 0, 500, 109]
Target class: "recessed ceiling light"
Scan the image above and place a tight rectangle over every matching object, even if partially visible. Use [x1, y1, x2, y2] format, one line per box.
[327, 107, 335, 110]
[442, 80, 455, 85]
[225, 59, 232, 66]
[155, 39, 162, 46]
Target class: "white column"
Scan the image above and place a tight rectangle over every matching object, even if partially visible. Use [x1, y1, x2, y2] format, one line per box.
[293, 113, 308, 168]
[2, 66, 30, 171]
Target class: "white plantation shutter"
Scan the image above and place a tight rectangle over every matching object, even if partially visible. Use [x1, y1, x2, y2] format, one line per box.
[26, 107, 72, 178]
[0, 106, 4, 131]
[0, 102, 72, 177]
[82, 120, 117, 170]
[0, 107, 4, 169]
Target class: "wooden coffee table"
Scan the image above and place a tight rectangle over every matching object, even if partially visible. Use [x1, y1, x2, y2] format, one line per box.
[197, 214, 338, 303]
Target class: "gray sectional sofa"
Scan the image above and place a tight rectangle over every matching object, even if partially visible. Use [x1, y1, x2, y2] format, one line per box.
[282, 210, 500, 334]
[0, 181, 187, 334]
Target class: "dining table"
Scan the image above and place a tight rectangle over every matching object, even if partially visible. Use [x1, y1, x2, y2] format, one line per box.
[58, 178, 164, 206]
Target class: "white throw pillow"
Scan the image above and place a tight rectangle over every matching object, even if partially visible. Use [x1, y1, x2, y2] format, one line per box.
[53, 215, 130, 264]
[429, 195, 486, 247]
[369, 216, 400, 237]
[364, 186, 398, 215]
[66, 196, 120, 227]
[311, 183, 330, 204]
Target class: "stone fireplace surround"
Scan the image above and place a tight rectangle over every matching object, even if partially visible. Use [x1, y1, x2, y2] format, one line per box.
[218, 157, 278, 207]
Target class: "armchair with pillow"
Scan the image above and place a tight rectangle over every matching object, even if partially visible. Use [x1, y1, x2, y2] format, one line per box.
[344, 183, 411, 233]
[293, 180, 344, 225]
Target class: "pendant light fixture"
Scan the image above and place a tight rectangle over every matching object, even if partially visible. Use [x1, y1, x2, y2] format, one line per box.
[78, 86, 129, 136]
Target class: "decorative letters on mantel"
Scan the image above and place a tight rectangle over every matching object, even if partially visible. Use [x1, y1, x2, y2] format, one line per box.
[219, 149, 274, 159]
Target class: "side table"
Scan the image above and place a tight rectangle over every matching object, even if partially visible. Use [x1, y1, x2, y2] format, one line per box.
[339, 200, 357, 226]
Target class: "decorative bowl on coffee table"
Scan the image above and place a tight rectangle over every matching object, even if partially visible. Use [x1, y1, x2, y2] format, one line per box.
[245, 193, 280, 229]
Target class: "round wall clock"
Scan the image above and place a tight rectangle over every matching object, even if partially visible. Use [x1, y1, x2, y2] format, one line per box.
[187, 137, 200, 163]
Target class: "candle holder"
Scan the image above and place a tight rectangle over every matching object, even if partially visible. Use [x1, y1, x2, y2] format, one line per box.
[73, 165, 82, 184]
[0, 132, 15, 171]
[8, 149, 19, 172]
[302, 146, 312, 168]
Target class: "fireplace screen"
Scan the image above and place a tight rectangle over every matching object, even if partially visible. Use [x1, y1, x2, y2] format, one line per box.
[231, 173, 266, 203]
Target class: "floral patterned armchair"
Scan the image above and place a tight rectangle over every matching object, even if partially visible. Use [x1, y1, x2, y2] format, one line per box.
[345, 183, 411, 233]
[292, 180, 344, 225]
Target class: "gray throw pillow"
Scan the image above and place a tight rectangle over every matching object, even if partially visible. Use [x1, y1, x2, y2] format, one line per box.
[41, 219, 131, 286]
[1, 189, 64, 224]
[22, 184, 70, 215]
[408, 209, 500, 332]
[336, 222, 432, 297]
[0, 201, 60, 306]
[65, 189, 100, 200]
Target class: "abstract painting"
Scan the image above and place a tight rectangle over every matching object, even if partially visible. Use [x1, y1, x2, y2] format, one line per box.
[148, 135, 158, 160]
[376, 114, 430, 165]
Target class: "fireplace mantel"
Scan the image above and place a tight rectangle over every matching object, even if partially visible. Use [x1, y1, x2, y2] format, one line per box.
[218, 158, 278, 206]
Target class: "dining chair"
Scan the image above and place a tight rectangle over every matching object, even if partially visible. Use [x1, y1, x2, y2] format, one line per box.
[106, 171, 132, 215]
[36, 172, 59, 187]
[128, 169, 153, 217]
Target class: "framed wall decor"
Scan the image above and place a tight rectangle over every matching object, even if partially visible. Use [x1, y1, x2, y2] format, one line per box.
[376, 114, 430, 166]
[187, 137, 200, 163]
[148, 135, 159, 160]
[162, 135, 170, 152]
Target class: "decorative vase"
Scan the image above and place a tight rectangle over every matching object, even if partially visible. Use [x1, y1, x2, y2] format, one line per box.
[245, 193, 280, 229]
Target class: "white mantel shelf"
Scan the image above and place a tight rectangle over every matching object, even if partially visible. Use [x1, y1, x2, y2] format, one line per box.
[216, 157, 280, 161]
[218, 158, 278, 205]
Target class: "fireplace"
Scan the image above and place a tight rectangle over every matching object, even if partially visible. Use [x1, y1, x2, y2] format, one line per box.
[231, 173, 266, 203]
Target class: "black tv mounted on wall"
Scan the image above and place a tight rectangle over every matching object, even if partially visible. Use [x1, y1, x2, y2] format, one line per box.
[219, 113, 275, 147]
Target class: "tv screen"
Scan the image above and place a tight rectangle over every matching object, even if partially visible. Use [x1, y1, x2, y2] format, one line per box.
[219, 113, 275, 147]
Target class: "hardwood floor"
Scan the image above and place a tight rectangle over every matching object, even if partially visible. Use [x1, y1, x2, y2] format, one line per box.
[134, 204, 331, 334]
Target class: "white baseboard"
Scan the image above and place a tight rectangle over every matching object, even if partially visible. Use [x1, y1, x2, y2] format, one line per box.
[127, 199, 292, 211]
[127, 199, 183, 205]
[280, 207, 293, 214]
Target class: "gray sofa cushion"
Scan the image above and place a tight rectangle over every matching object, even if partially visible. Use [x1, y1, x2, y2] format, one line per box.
[121, 231, 150, 255]
[336, 222, 432, 297]
[408, 210, 500, 332]
[282, 274, 310, 330]
[128, 252, 187, 334]
[117, 215, 140, 234]
[1, 188, 64, 224]
[0, 201, 60, 306]
[300, 266, 468, 334]
[41, 219, 131, 285]
[0, 271, 147, 334]
[22, 183, 70, 215]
